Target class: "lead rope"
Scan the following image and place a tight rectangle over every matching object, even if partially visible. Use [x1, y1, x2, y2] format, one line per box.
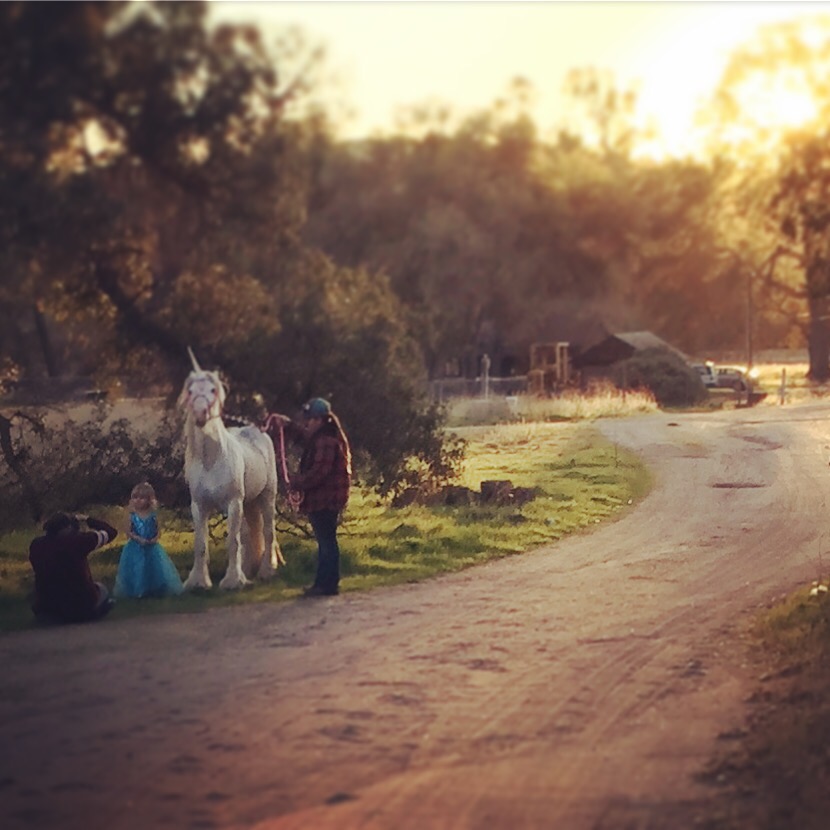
[277, 423, 303, 512]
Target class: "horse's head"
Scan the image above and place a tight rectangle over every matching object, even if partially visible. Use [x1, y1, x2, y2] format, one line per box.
[179, 369, 227, 428]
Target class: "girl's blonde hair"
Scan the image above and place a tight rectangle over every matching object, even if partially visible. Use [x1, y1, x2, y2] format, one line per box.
[130, 481, 157, 507]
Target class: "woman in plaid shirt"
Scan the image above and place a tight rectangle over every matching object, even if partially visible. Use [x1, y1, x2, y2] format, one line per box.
[264, 398, 351, 597]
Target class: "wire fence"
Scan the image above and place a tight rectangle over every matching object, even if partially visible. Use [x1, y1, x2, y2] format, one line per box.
[428, 376, 528, 402]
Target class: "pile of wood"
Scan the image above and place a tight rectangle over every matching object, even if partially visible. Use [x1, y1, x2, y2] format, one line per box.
[394, 480, 536, 508]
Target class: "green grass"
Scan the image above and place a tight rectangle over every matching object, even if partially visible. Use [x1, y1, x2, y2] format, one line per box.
[752, 582, 830, 659]
[698, 583, 830, 829]
[0, 422, 650, 633]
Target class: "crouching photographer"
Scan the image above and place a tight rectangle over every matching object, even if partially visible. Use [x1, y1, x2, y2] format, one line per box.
[29, 512, 118, 624]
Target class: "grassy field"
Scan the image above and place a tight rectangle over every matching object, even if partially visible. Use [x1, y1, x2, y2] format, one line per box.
[751, 360, 830, 405]
[0, 420, 650, 634]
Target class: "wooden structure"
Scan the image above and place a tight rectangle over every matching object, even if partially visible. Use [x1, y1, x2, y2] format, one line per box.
[528, 342, 571, 395]
[574, 331, 686, 384]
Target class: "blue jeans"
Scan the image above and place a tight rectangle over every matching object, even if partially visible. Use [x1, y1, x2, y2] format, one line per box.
[308, 509, 340, 592]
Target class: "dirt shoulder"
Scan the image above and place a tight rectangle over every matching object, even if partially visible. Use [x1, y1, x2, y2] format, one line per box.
[2, 403, 829, 830]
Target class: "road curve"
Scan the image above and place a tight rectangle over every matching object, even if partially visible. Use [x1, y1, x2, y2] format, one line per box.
[2, 402, 830, 830]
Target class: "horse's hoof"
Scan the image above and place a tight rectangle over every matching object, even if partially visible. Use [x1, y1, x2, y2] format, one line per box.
[183, 576, 212, 591]
[219, 573, 249, 590]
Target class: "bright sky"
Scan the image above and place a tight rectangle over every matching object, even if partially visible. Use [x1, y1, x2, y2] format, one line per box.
[210, 1, 830, 157]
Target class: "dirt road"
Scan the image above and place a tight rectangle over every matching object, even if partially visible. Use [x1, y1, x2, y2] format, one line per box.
[3, 403, 829, 830]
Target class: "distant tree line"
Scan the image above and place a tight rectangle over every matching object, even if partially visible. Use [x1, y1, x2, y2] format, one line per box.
[2, 1, 830, 505]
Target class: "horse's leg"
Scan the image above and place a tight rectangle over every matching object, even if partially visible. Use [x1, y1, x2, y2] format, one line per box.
[241, 501, 263, 580]
[184, 500, 212, 590]
[219, 497, 248, 590]
[257, 486, 284, 579]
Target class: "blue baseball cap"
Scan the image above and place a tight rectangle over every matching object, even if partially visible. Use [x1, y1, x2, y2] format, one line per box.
[302, 397, 331, 419]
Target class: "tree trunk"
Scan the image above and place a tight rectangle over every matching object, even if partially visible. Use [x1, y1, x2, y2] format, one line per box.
[32, 304, 59, 377]
[807, 295, 830, 382]
[94, 259, 183, 357]
[0, 412, 43, 520]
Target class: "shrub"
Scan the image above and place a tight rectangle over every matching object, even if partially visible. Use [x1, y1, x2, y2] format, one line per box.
[0, 404, 186, 531]
[612, 348, 707, 407]
[218, 253, 467, 500]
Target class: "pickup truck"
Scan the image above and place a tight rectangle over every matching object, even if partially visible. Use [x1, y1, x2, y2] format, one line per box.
[714, 365, 750, 391]
[692, 362, 753, 392]
[692, 362, 718, 388]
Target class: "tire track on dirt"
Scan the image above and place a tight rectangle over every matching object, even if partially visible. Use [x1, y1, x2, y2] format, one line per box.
[244, 407, 830, 829]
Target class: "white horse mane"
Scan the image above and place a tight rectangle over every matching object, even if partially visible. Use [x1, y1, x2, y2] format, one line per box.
[179, 348, 284, 590]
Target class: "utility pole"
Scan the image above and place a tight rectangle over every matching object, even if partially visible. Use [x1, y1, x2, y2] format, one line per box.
[746, 268, 754, 370]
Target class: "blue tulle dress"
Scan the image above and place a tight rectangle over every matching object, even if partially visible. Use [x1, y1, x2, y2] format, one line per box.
[114, 512, 183, 598]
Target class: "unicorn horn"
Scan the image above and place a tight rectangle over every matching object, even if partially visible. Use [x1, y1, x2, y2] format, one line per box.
[187, 346, 201, 372]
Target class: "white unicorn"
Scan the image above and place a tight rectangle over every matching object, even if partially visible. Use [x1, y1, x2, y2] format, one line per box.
[178, 348, 285, 590]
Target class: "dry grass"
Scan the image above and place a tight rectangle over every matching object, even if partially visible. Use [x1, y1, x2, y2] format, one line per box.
[446, 385, 657, 427]
[444, 355, 830, 426]
[520, 386, 658, 420]
[752, 362, 830, 405]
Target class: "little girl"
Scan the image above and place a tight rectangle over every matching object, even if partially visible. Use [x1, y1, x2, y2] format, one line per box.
[114, 482, 183, 598]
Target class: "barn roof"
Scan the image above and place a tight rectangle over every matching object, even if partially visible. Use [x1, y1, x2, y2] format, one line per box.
[574, 331, 687, 368]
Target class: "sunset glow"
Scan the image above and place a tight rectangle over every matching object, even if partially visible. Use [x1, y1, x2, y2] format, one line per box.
[212, 2, 828, 158]
[735, 73, 819, 132]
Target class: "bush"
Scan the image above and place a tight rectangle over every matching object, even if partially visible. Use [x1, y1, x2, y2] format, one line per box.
[0, 404, 186, 531]
[218, 252, 466, 500]
[612, 348, 707, 408]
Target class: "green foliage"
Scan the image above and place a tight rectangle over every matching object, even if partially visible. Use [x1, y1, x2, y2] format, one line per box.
[0, 0, 301, 384]
[304, 126, 612, 377]
[0, 405, 186, 530]
[612, 347, 707, 407]
[0, 1, 456, 496]
[214, 249, 463, 495]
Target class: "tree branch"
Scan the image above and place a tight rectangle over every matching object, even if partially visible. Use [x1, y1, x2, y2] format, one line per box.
[0, 410, 43, 520]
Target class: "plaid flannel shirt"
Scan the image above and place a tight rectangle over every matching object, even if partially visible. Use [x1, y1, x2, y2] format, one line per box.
[294, 433, 350, 513]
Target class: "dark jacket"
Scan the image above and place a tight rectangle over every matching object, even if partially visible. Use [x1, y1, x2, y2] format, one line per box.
[29, 517, 118, 622]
